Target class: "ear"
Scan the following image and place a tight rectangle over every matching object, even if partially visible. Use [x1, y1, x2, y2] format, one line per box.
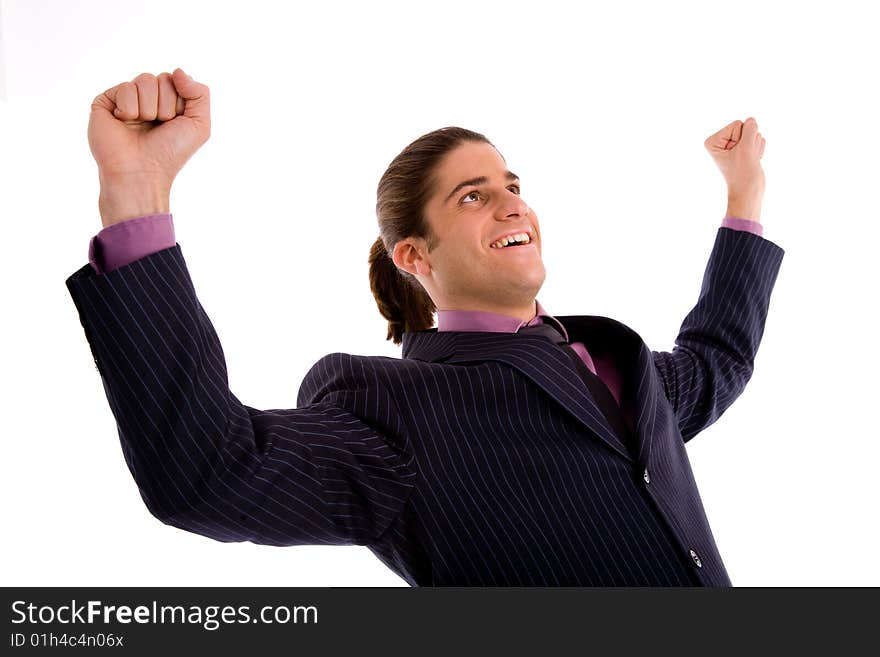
[392, 238, 431, 277]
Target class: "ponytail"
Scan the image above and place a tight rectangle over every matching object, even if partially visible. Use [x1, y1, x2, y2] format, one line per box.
[368, 236, 435, 345]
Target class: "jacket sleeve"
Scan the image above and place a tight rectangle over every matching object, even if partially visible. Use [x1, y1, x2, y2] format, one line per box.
[65, 243, 416, 547]
[651, 227, 785, 442]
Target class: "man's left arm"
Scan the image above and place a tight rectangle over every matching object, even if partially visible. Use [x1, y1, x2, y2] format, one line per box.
[651, 116, 783, 441]
[652, 226, 785, 442]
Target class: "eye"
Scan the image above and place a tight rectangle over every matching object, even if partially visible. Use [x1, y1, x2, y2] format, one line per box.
[460, 185, 521, 205]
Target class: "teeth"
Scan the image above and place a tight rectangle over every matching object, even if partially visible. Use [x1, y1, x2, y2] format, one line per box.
[490, 232, 531, 249]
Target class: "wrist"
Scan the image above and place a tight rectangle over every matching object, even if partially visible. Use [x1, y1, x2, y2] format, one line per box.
[725, 196, 762, 223]
[99, 179, 171, 228]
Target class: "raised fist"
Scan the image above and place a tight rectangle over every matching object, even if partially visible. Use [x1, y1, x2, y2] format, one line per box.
[88, 69, 210, 191]
[704, 117, 765, 202]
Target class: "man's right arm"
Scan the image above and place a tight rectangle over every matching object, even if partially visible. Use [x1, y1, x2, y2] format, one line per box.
[67, 242, 416, 546]
[75, 69, 421, 552]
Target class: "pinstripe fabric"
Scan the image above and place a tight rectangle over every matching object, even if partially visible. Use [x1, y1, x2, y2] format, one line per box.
[66, 226, 784, 586]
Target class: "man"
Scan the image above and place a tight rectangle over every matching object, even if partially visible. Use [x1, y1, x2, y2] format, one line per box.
[67, 69, 784, 586]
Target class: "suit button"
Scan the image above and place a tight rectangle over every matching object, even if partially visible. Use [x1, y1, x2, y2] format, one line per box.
[643, 468, 650, 484]
[689, 549, 703, 568]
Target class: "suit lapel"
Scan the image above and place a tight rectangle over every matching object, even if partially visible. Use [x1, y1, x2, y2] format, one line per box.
[402, 316, 659, 464]
[556, 316, 661, 466]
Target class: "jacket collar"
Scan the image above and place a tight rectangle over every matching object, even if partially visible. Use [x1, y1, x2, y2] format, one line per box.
[401, 315, 660, 465]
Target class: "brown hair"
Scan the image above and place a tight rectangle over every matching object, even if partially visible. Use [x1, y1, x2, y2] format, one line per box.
[369, 126, 495, 345]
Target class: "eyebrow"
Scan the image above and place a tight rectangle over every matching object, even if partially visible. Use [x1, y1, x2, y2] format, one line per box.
[443, 170, 520, 204]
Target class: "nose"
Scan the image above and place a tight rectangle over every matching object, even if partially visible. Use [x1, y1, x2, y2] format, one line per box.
[497, 189, 530, 220]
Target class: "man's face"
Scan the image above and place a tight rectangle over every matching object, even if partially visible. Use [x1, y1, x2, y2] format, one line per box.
[394, 140, 546, 315]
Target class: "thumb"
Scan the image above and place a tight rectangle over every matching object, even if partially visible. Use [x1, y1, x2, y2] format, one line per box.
[705, 119, 743, 152]
[170, 68, 211, 128]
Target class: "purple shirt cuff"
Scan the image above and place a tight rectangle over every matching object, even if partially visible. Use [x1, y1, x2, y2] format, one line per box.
[721, 215, 763, 236]
[89, 214, 176, 274]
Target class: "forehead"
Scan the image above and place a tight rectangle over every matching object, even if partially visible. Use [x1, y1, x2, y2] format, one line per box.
[434, 141, 507, 185]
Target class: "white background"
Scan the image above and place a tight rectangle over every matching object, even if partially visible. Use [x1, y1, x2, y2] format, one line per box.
[1, 0, 877, 586]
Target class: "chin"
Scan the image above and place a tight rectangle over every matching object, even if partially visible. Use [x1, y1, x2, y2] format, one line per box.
[517, 272, 546, 296]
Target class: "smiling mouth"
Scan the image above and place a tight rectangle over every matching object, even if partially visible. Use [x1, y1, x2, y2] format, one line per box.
[491, 242, 535, 251]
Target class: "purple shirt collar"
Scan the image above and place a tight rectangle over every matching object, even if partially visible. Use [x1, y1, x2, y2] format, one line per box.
[436, 299, 570, 342]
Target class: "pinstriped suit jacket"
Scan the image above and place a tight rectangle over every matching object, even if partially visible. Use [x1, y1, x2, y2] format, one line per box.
[66, 226, 784, 586]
